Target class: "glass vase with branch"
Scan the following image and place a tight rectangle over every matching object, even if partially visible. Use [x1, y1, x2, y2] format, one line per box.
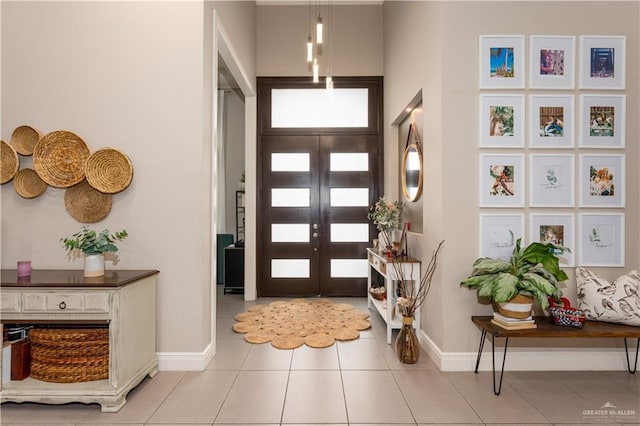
[389, 240, 445, 363]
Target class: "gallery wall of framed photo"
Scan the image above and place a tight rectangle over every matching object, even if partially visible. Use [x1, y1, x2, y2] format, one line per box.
[478, 34, 626, 268]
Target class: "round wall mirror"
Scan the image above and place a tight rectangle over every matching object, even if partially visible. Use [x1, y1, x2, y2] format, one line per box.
[401, 143, 423, 202]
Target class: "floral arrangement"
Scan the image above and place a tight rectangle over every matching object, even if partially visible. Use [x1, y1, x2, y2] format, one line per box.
[393, 240, 445, 317]
[368, 196, 402, 233]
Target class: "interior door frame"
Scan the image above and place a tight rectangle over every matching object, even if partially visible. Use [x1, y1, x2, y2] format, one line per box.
[256, 76, 384, 297]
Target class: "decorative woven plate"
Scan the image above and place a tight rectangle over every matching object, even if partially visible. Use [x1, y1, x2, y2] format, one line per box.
[85, 148, 133, 194]
[33, 130, 90, 188]
[1, 140, 19, 184]
[13, 168, 47, 199]
[64, 180, 112, 223]
[11, 125, 41, 156]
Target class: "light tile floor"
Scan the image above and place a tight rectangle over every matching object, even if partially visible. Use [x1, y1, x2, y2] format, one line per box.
[1, 288, 639, 425]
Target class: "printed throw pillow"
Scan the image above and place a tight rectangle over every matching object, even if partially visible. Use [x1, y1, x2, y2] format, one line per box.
[576, 267, 640, 327]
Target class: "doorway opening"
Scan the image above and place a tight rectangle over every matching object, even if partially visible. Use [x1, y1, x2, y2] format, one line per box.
[257, 77, 383, 297]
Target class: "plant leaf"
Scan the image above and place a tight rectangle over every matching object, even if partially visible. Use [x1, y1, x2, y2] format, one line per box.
[491, 273, 519, 302]
[471, 258, 511, 275]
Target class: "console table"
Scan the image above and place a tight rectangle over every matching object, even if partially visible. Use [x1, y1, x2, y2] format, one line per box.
[366, 249, 421, 344]
[0, 269, 159, 412]
[472, 315, 640, 395]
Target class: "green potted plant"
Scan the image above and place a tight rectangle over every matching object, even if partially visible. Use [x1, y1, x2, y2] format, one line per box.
[61, 226, 128, 277]
[460, 238, 569, 317]
[367, 196, 402, 253]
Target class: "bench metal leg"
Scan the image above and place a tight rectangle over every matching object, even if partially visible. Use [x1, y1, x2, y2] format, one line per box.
[491, 335, 509, 396]
[474, 328, 487, 373]
[624, 338, 639, 374]
[474, 329, 509, 395]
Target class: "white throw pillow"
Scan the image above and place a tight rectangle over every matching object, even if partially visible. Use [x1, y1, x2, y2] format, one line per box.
[576, 267, 640, 327]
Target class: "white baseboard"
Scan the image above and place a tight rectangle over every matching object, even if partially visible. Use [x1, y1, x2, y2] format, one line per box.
[420, 330, 636, 372]
[156, 342, 215, 371]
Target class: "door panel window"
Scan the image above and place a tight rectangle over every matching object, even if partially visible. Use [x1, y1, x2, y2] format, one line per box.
[330, 223, 369, 242]
[330, 259, 368, 278]
[271, 259, 310, 278]
[272, 224, 310, 242]
[330, 188, 369, 207]
[330, 153, 369, 171]
[271, 188, 310, 207]
[272, 153, 310, 172]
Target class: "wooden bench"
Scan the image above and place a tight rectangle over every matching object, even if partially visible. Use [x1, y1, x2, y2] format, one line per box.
[471, 315, 640, 395]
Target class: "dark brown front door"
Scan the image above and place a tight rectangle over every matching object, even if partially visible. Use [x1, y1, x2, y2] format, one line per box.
[257, 77, 383, 297]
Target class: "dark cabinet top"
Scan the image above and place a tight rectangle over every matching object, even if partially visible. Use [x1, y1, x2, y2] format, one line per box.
[1, 269, 159, 288]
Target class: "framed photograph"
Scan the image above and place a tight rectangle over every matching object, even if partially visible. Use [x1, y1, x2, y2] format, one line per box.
[479, 94, 525, 148]
[529, 214, 575, 266]
[529, 95, 574, 148]
[579, 154, 625, 208]
[479, 214, 524, 260]
[529, 154, 575, 207]
[578, 213, 625, 267]
[479, 154, 525, 207]
[579, 36, 626, 89]
[579, 95, 625, 148]
[479, 35, 525, 89]
[529, 35, 575, 89]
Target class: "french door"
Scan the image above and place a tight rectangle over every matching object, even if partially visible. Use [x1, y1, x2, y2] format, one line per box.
[257, 77, 383, 297]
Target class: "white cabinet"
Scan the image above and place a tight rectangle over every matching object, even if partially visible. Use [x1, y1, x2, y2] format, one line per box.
[366, 249, 421, 344]
[0, 269, 158, 412]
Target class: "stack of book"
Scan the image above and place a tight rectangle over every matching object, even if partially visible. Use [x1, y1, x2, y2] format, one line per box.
[491, 312, 537, 330]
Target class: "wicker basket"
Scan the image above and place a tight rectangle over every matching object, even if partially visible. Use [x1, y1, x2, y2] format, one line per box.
[85, 147, 134, 194]
[1, 140, 19, 184]
[13, 168, 48, 199]
[33, 130, 90, 188]
[11, 125, 41, 156]
[369, 287, 386, 301]
[30, 327, 109, 383]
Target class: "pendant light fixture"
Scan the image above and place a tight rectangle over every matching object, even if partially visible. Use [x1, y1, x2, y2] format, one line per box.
[325, 0, 333, 90]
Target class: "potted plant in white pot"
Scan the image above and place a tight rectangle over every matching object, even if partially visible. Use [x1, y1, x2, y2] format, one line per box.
[460, 238, 569, 318]
[61, 226, 128, 277]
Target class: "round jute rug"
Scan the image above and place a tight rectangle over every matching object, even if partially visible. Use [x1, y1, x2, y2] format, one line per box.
[233, 299, 371, 349]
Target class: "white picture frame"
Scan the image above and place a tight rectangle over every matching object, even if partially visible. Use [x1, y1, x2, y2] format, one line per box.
[479, 94, 525, 148]
[529, 154, 575, 208]
[529, 213, 575, 267]
[579, 95, 625, 148]
[529, 35, 576, 89]
[578, 213, 625, 267]
[579, 36, 626, 90]
[479, 214, 524, 260]
[579, 154, 625, 208]
[529, 95, 574, 148]
[479, 35, 525, 89]
[479, 154, 525, 207]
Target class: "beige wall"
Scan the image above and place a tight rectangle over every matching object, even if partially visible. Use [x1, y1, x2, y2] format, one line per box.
[257, 4, 383, 77]
[0, 0, 256, 360]
[384, 1, 639, 358]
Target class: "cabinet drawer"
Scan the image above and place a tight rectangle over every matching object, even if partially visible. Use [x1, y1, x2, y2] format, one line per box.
[1, 292, 21, 313]
[22, 292, 110, 313]
[369, 255, 387, 275]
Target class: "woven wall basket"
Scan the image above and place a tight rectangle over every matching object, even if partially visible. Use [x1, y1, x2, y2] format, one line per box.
[11, 125, 42, 156]
[1, 140, 19, 184]
[33, 130, 90, 188]
[64, 180, 112, 223]
[14, 168, 48, 199]
[85, 147, 133, 194]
